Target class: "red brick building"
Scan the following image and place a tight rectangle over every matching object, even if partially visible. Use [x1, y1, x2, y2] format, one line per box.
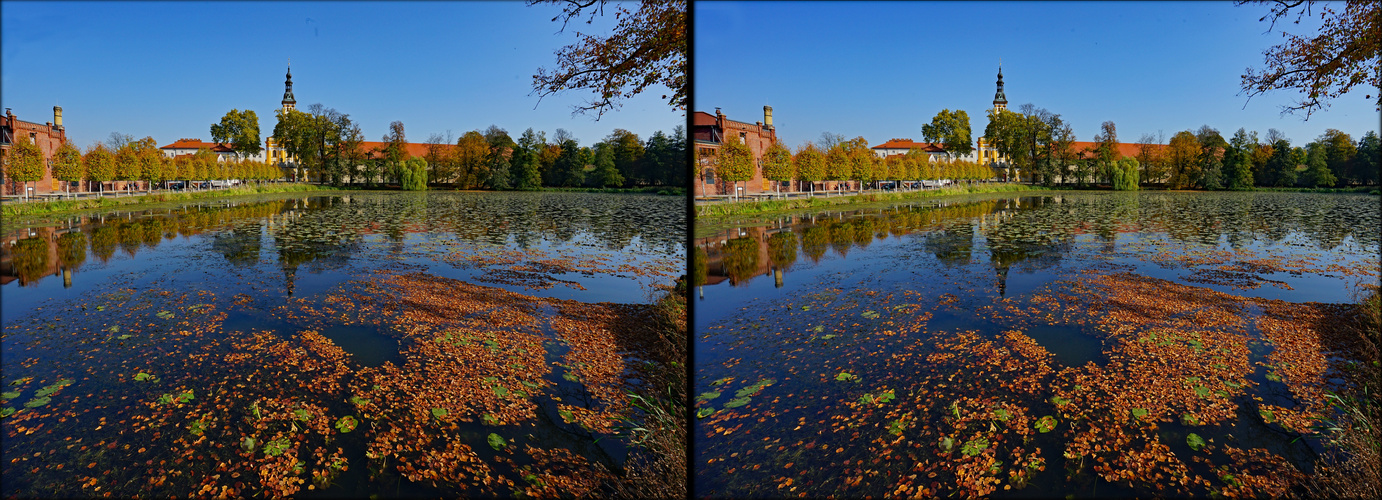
[1, 107, 70, 195]
[693, 107, 781, 196]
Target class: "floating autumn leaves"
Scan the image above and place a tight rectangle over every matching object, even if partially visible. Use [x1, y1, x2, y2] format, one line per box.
[696, 257, 1375, 498]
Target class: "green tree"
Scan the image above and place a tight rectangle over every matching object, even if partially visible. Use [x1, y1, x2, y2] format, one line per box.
[760, 141, 793, 196]
[793, 143, 826, 196]
[1352, 130, 1380, 185]
[601, 129, 643, 186]
[272, 108, 316, 182]
[845, 137, 874, 193]
[51, 142, 83, 197]
[718, 134, 754, 200]
[1313, 129, 1356, 186]
[1236, 0, 1380, 118]
[485, 125, 516, 190]
[210, 109, 263, 159]
[6, 136, 45, 200]
[1263, 138, 1298, 186]
[1300, 147, 1338, 187]
[1113, 157, 1140, 190]
[1166, 131, 1201, 189]
[400, 156, 429, 191]
[1051, 122, 1078, 186]
[514, 128, 544, 190]
[589, 146, 624, 188]
[922, 109, 973, 160]
[1094, 121, 1120, 184]
[529, 0, 686, 117]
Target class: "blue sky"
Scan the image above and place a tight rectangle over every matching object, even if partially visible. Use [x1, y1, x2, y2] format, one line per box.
[2, 1, 682, 150]
[695, 1, 1380, 149]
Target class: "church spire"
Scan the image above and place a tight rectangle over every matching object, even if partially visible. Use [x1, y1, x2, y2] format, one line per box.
[993, 62, 1007, 111]
[282, 62, 297, 111]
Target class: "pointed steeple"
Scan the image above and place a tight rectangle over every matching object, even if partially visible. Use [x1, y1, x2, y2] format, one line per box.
[282, 62, 296, 110]
[993, 62, 1007, 110]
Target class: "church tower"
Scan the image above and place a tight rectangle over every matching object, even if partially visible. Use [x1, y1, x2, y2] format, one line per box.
[992, 63, 1007, 112]
[281, 63, 296, 112]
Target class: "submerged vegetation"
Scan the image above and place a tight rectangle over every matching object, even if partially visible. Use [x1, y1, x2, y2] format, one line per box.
[694, 191, 1378, 497]
[2, 191, 685, 497]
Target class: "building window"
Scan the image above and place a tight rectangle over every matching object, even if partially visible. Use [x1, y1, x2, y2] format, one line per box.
[705, 169, 715, 184]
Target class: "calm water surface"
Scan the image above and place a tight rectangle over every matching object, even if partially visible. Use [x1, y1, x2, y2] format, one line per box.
[2, 191, 684, 497]
[693, 191, 1379, 498]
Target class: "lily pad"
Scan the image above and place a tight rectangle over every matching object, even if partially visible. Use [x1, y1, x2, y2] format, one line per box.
[1259, 408, 1275, 423]
[709, 377, 732, 386]
[492, 386, 509, 397]
[821, 334, 838, 340]
[887, 419, 907, 435]
[1036, 415, 1058, 433]
[876, 390, 895, 404]
[487, 433, 506, 450]
[1131, 408, 1149, 421]
[294, 409, 312, 421]
[697, 407, 715, 419]
[1186, 433, 1206, 451]
[835, 372, 857, 382]
[335, 415, 358, 433]
[23, 396, 51, 408]
[350, 396, 371, 406]
[1181, 413, 1201, 426]
[811, 325, 824, 333]
[861, 310, 880, 319]
[431, 408, 448, 418]
[724, 397, 750, 408]
[858, 393, 876, 405]
[1, 390, 20, 400]
[1193, 385, 1211, 398]
[156, 310, 175, 319]
[1050, 395, 1070, 406]
[994, 408, 1011, 421]
[696, 391, 721, 402]
[117, 334, 133, 340]
[483, 413, 500, 425]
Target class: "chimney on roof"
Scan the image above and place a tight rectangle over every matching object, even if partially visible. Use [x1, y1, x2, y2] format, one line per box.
[764, 105, 773, 128]
[53, 106, 62, 128]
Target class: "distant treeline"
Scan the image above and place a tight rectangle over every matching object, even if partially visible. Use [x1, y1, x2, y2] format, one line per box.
[272, 104, 686, 190]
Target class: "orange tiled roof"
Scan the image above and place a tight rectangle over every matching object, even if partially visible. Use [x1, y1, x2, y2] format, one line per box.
[160, 139, 236, 152]
[871, 138, 946, 153]
[358, 141, 455, 160]
[1069, 141, 1165, 159]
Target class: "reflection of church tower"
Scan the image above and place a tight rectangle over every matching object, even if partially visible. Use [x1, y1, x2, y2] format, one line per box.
[993, 63, 1007, 111]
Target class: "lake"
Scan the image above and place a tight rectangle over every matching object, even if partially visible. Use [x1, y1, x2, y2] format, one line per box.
[692, 191, 1379, 498]
[1, 191, 685, 497]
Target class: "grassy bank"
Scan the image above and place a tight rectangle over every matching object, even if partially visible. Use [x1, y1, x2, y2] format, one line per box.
[1, 183, 338, 218]
[697, 183, 1048, 218]
[611, 277, 687, 498]
[1299, 285, 1381, 498]
[1043, 184, 1380, 195]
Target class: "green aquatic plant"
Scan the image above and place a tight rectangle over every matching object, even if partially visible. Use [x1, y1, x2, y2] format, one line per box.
[335, 416, 358, 433]
[835, 372, 857, 382]
[861, 310, 880, 319]
[2, 390, 21, 400]
[117, 334, 133, 340]
[1036, 415, 1059, 433]
[349, 396, 370, 406]
[888, 419, 907, 435]
[709, 377, 732, 386]
[876, 390, 895, 404]
[939, 436, 954, 452]
[1131, 408, 1149, 421]
[483, 413, 500, 425]
[1182, 413, 1202, 426]
[1187, 433, 1207, 451]
[697, 408, 715, 419]
[858, 393, 876, 405]
[1194, 385, 1211, 398]
[724, 397, 750, 409]
[994, 408, 1011, 422]
[492, 386, 509, 397]
[189, 420, 207, 436]
[431, 408, 448, 418]
[811, 325, 825, 333]
[696, 391, 721, 402]
[24, 396, 51, 408]
[156, 310, 175, 319]
[488, 433, 507, 450]
[821, 334, 838, 340]
[961, 437, 989, 457]
[1050, 395, 1071, 406]
[1259, 408, 1276, 423]
[241, 437, 256, 452]
[34, 379, 74, 398]
[264, 437, 290, 457]
[0, 407, 14, 418]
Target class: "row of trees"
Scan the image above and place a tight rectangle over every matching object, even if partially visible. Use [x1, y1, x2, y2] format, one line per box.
[4, 136, 286, 198]
[978, 104, 1380, 189]
[4, 134, 282, 199]
[270, 104, 686, 190]
[706, 134, 997, 199]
